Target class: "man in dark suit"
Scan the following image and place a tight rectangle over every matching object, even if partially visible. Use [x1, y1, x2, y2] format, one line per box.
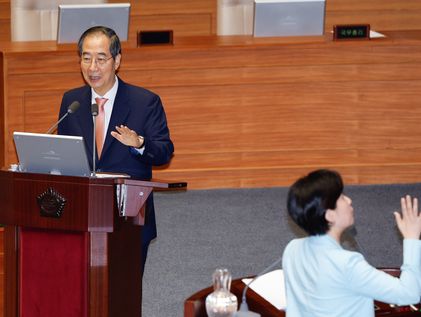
[58, 26, 174, 270]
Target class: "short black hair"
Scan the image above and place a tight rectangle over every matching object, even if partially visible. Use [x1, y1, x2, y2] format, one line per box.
[77, 26, 121, 58]
[287, 169, 344, 235]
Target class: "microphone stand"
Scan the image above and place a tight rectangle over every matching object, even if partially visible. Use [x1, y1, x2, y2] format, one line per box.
[46, 101, 80, 134]
[91, 104, 98, 177]
[235, 255, 283, 317]
[46, 112, 70, 134]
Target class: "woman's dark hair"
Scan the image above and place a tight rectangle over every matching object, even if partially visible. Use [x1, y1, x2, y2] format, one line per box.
[77, 26, 121, 58]
[287, 169, 343, 235]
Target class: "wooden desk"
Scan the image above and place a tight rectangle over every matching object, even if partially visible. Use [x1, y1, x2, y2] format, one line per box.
[3, 32, 421, 189]
[185, 269, 421, 317]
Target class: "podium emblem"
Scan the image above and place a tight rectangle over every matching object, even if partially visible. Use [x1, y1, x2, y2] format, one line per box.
[37, 187, 66, 218]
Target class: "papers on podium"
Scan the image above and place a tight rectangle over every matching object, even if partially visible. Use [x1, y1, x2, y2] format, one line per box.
[95, 172, 130, 178]
[242, 269, 286, 310]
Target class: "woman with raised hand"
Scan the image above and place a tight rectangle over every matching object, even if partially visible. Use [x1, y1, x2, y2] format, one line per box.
[283, 169, 421, 317]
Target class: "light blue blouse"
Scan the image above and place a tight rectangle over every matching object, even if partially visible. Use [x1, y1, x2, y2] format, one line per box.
[282, 235, 421, 317]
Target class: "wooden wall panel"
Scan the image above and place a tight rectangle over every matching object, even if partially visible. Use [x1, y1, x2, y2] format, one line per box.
[325, 0, 421, 31]
[0, 1, 10, 42]
[3, 32, 421, 189]
[127, 0, 216, 35]
[2, 48, 83, 166]
[114, 34, 421, 188]
[129, 0, 216, 15]
[0, 52, 4, 171]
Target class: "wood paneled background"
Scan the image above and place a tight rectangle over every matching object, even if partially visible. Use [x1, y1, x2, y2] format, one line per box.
[1, 0, 421, 191]
[3, 32, 421, 190]
[0, 0, 10, 42]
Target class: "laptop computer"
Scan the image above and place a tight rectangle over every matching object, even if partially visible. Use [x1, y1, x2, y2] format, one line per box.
[57, 3, 131, 44]
[13, 132, 91, 177]
[253, 0, 326, 37]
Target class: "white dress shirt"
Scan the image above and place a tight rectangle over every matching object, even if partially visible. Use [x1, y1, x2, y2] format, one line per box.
[91, 76, 119, 137]
[91, 77, 145, 154]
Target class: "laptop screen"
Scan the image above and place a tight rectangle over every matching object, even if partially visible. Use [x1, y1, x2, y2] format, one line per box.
[57, 3, 131, 44]
[254, 0, 326, 37]
[13, 132, 91, 177]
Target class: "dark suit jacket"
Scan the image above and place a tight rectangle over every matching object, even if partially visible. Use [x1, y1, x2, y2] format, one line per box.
[58, 77, 174, 245]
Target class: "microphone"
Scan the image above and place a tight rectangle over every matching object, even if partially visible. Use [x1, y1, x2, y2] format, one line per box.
[234, 255, 283, 317]
[91, 103, 98, 177]
[91, 103, 98, 116]
[46, 101, 80, 134]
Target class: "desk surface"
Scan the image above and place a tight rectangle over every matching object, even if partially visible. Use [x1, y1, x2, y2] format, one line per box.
[185, 269, 421, 317]
[2, 30, 421, 53]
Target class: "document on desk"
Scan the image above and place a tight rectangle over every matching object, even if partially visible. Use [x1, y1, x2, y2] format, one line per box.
[242, 269, 286, 310]
[95, 172, 130, 178]
[370, 30, 386, 38]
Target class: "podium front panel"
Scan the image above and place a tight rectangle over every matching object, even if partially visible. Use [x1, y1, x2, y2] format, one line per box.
[19, 228, 89, 317]
[0, 171, 115, 232]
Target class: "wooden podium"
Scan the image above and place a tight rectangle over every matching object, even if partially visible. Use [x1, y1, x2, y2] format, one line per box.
[0, 170, 179, 317]
[185, 269, 421, 317]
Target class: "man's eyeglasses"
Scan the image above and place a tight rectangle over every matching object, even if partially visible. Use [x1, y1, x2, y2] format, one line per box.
[81, 55, 113, 66]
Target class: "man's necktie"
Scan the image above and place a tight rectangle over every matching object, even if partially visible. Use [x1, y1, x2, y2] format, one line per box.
[95, 97, 108, 158]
